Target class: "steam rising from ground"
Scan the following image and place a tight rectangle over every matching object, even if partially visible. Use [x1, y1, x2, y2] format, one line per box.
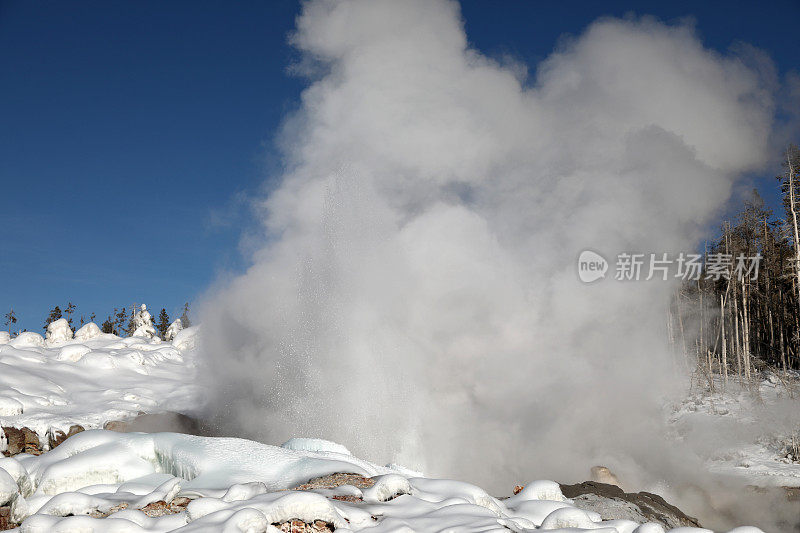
[200, 0, 777, 521]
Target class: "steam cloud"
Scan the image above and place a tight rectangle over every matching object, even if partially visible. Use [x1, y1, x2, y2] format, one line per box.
[200, 0, 777, 522]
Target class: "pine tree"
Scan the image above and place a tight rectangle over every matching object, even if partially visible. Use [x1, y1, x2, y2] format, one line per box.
[126, 304, 137, 336]
[4, 307, 17, 333]
[44, 306, 63, 332]
[180, 302, 191, 328]
[156, 308, 170, 340]
[64, 302, 76, 328]
[115, 307, 128, 336]
[101, 313, 115, 334]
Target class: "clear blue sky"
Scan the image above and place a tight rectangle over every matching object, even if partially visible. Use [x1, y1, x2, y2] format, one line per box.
[1, 0, 798, 332]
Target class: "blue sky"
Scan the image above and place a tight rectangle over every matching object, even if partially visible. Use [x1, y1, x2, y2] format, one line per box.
[1, 0, 798, 332]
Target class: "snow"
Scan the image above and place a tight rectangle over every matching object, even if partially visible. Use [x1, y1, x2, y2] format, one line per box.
[0, 429, 744, 533]
[281, 437, 352, 456]
[74, 322, 103, 342]
[164, 320, 183, 342]
[0, 467, 17, 506]
[8, 332, 45, 349]
[670, 373, 800, 488]
[131, 306, 158, 339]
[170, 327, 197, 352]
[45, 319, 73, 345]
[0, 396, 24, 416]
[0, 328, 199, 437]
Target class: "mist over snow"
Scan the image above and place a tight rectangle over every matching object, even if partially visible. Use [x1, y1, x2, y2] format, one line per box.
[199, 0, 777, 495]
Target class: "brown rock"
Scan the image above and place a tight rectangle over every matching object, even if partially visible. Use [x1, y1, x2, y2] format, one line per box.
[48, 424, 85, 450]
[1, 428, 23, 456]
[276, 519, 334, 533]
[21, 428, 40, 455]
[103, 420, 129, 432]
[293, 473, 375, 491]
[513, 485, 524, 495]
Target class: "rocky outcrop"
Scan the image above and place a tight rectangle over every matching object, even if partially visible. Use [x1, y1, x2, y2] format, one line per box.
[103, 412, 211, 435]
[47, 425, 85, 450]
[0, 427, 39, 457]
[560, 480, 702, 529]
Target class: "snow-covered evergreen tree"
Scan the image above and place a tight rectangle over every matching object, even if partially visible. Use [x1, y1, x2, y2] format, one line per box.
[131, 304, 158, 339]
[165, 318, 183, 341]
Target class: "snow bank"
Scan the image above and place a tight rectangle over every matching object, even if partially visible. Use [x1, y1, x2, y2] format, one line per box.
[0, 330, 198, 436]
[170, 326, 197, 351]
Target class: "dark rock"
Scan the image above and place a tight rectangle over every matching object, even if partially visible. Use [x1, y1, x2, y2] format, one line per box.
[104, 412, 210, 436]
[560, 480, 702, 529]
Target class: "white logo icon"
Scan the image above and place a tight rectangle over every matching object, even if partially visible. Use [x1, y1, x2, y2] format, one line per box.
[578, 250, 608, 283]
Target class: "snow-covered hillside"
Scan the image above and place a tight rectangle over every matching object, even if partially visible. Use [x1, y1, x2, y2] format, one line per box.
[670, 372, 800, 488]
[0, 321, 199, 440]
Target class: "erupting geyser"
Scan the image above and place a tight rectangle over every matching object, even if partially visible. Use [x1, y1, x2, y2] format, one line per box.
[200, 0, 775, 503]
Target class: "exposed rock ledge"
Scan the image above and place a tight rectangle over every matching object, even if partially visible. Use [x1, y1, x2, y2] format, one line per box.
[560, 480, 702, 529]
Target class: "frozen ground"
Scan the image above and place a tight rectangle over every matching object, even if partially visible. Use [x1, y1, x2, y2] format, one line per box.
[670, 371, 800, 488]
[0, 322, 199, 440]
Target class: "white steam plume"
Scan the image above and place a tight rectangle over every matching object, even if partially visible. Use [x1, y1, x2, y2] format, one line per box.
[200, 0, 775, 511]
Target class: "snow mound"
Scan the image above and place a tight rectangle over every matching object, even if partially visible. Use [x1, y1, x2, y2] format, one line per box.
[171, 326, 197, 351]
[0, 467, 17, 506]
[9, 332, 45, 348]
[45, 318, 73, 345]
[281, 437, 352, 456]
[164, 319, 183, 341]
[73, 322, 102, 342]
[0, 331, 11, 344]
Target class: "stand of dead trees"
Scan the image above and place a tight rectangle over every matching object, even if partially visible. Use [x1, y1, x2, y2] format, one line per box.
[670, 145, 800, 390]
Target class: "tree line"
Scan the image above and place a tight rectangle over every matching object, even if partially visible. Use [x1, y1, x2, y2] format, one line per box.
[673, 144, 800, 389]
[3, 302, 191, 341]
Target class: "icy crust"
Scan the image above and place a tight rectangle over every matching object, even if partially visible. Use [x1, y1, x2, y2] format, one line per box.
[0, 325, 199, 437]
[0, 431, 757, 532]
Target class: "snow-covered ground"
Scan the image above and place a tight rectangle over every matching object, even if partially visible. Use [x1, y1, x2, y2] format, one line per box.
[0, 321, 199, 440]
[1, 429, 725, 532]
[670, 372, 800, 488]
